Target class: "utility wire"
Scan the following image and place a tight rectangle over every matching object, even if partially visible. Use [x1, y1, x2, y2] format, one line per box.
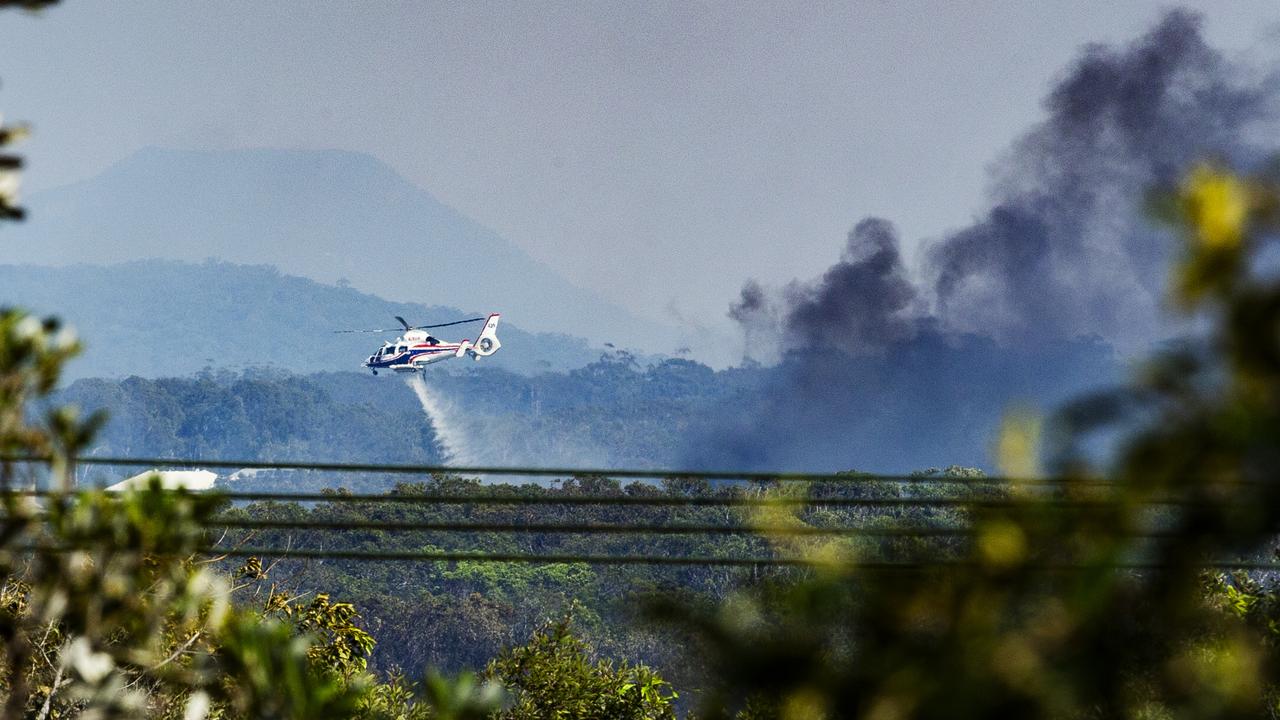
[16, 544, 1278, 570]
[0, 514, 1188, 539]
[208, 517, 979, 537]
[211, 549, 1280, 571]
[207, 518, 1189, 539]
[0, 487, 1227, 508]
[2, 454, 1135, 487]
[184, 492, 1198, 508]
[215, 547, 868, 567]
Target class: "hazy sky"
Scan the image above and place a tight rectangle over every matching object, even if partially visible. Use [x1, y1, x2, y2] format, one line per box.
[2, 1, 1278, 331]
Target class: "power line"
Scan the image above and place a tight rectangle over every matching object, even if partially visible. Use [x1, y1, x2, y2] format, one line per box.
[207, 518, 1188, 539]
[194, 491, 1194, 508]
[0, 513, 1189, 539]
[210, 549, 1280, 571]
[215, 547, 857, 567]
[21, 544, 1271, 571]
[0, 486, 1217, 508]
[3, 544, 969, 568]
[208, 517, 978, 537]
[8, 544, 835, 567]
[2, 454, 1127, 487]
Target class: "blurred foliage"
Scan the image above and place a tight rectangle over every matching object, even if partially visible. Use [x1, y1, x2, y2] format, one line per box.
[0, 1, 59, 10]
[486, 612, 676, 720]
[651, 163, 1280, 718]
[0, 309, 99, 481]
[0, 118, 27, 222]
[0, 0, 48, 222]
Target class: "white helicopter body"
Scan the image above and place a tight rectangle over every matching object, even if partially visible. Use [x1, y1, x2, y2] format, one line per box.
[341, 313, 502, 375]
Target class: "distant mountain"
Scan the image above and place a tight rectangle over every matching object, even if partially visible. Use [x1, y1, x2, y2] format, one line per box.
[0, 260, 604, 379]
[1, 147, 674, 347]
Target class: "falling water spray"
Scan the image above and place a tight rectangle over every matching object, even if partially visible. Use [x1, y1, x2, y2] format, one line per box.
[405, 375, 473, 465]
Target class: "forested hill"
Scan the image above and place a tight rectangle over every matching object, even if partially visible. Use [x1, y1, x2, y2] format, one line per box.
[0, 260, 604, 378]
[57, 332, 1119, 479]
[57, 358, 757, 482]
[211, 471, 987, 698]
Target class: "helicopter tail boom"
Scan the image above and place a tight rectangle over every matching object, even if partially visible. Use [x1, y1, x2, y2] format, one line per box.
[455, 313, 502, 359]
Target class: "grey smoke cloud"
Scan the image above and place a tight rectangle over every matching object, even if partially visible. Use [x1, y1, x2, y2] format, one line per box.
[728, 280, 779, 362]
[731, 219, 921, 361]
[736, 10, 1274, 357]
[783, 218, 921, 356]
[927, 9, 1274, 346]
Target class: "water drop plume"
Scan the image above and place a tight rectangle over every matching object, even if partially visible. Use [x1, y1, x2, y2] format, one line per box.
[405, 374, 473, 465]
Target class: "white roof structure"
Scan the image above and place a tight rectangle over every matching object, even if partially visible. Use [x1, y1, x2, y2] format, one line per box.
[105, 469, 217, 493]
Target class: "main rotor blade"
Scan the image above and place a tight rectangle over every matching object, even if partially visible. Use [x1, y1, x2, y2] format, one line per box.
[332, 317, 486, 334]
[414, 317, 486, 330]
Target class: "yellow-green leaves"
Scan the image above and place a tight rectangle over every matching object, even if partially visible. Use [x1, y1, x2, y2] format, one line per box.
[995, 408, 1041, 482]
[1166, 164, 1261, 305]
[0, 113, 30, 221]
[1182, 165, 1250, 251]
[976, 518, 1028, 569]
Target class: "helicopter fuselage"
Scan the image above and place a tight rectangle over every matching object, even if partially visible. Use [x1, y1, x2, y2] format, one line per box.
[362, 313, 502, 374]
[364, 331, 461, 374]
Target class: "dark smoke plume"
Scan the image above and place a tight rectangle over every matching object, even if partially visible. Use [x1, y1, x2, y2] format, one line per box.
[728, 280, 779, 361]
[783, 218, 921, 355]
[689, 10, 1275, 472]
[929, 9, 1274, 346]
[731, 219, 922, 361]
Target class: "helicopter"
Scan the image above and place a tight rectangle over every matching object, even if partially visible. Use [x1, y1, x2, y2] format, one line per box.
[336, 313, 502, 374]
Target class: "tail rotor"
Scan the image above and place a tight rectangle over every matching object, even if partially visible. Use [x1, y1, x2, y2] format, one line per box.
[457, 314, 502, 359]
